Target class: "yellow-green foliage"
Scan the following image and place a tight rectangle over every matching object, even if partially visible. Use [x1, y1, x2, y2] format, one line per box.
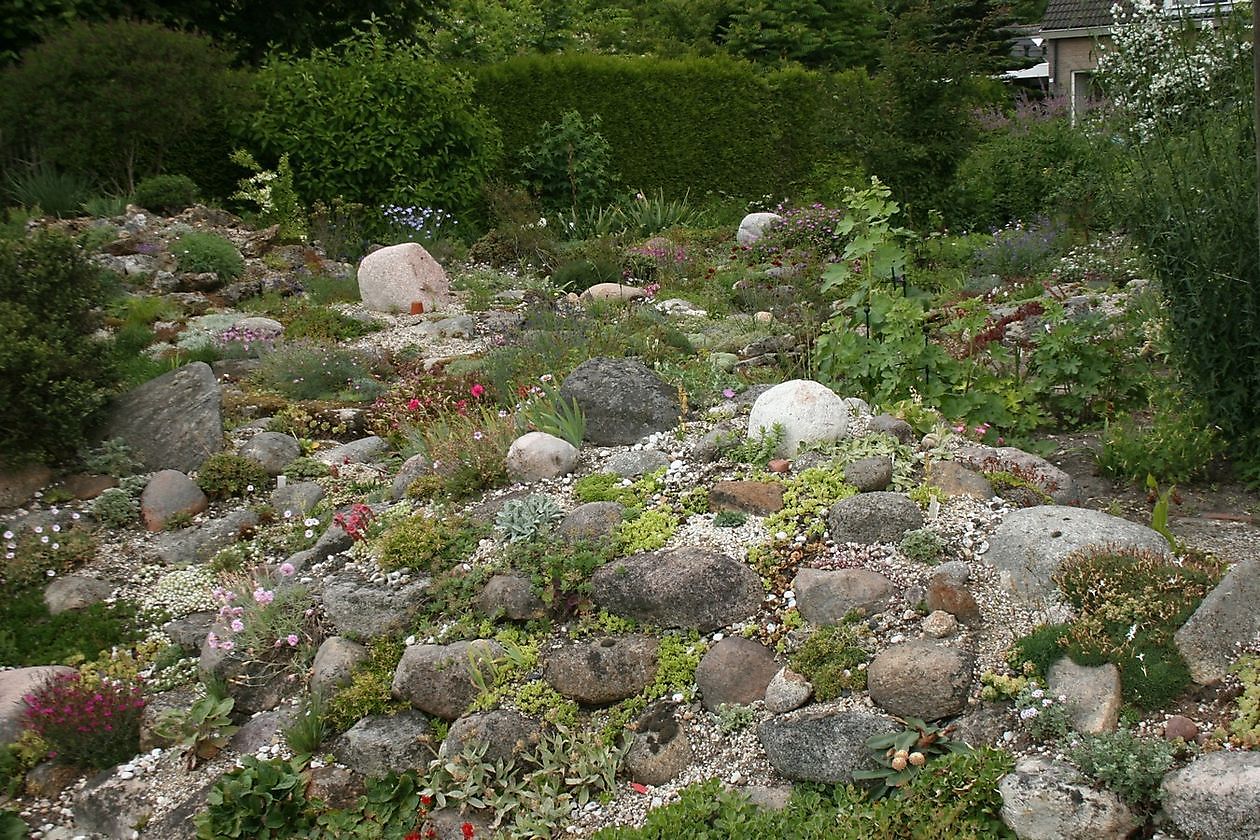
[371, 512, 485, 573]
[506, 681, 580, 728]
[325, 639, 409, 734]
[790, 620, 871, 700]
[1230, 655, 1260, 746]
[908, 482, 946, 508]
[764, 467, 858, 538]
[614, 508, 679, 555]
[573, 468, 666, 508]
[596, 631, 708, 742]
[979, 671, 1028, 702]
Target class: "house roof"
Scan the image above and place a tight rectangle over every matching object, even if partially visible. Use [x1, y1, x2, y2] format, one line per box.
[1042, 0, 1114, 31]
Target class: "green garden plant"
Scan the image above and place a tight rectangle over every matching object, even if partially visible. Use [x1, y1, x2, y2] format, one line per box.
[518, 110, 616, 215]
[496, 494, 565, 544]
[1067, 729, 1175, 810]
[22, 672, 145, 770]
[0, 231, 116, 465]
[197, 452, 269, 500]
[173, 232, 245, 282]
[153, 693, 239, 770]
[789, 619, 871, 699]
[133, 174, 198, 215]
[196, 756, 313, 840]
[853, 716, 972, 797]
[250, 28, 501, 216]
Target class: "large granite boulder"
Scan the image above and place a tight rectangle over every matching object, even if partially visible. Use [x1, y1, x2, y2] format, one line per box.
[392, 639, 504, 720]
[747, 380, 849, 458]
[999, 757, 1138, 840]
[1160, 750, 1260, 839]
[866, 640, 973, 720]
[104, 362, 223, 473]
[542, 636, 659, 706]
[1175, 557, 1260, 684]
[590, 547, 763, 632]
[357, 242, 451, 314]
[559, 358, 681, 445]
[827, 492, 924, 545]
[757, 708, 896, 783]
[983, 506, 1171, 601]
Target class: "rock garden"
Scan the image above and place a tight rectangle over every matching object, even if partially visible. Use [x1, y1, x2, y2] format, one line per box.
[0, 190, 1258, 840]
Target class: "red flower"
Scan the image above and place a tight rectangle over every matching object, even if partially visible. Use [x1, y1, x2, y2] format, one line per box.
[469, 383, 486, 399]
[405, 832, 421, 840]
[461, 823, 475, 839]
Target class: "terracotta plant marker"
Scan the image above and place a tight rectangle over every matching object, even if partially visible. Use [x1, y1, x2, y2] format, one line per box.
[410, 300, 424, 315]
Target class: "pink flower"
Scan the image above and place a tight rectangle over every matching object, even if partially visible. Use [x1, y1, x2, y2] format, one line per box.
[407, 398, 421, 411]
[230, 619, 244, 632]
[722, 388, 736, 399]
[254, 587, 275, 605]
[278, 562, 295, 577]
[470, 383, 486, 399]
[287, 634, 299, 647]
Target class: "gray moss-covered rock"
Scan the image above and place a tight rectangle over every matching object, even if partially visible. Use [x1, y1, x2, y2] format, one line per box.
[590, 547, 763, 632]
[695, 637, 780, 711]
[440, 710, 543, 767]
[1160, 750, 1260, 839]
[543, 635, 659, 705]
[556, 501, 625, 543]
[322, 574, 431, 641]
[331, 711, 433, 777]
[104, 361, 223, 473]
[757, 708, 896, 783]
[999, 757, 1138, 840]
[392, 639, 505, 721]
[238, 431, 301, 475]
[827, 492, 924, 545]
[560, 358, 681, 445]
[1174, 557, 1260, 685]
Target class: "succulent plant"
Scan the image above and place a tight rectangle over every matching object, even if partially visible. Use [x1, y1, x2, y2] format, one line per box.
[496, 494, 564, 544]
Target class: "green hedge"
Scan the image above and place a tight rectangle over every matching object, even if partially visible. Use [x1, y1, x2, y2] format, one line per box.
[475, 54, 873, 200]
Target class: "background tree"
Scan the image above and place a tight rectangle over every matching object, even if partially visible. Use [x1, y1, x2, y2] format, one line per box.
[719, 0, 884, 70]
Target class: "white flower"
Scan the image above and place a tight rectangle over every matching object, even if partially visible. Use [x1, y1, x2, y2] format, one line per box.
[2, 531, 12, 540]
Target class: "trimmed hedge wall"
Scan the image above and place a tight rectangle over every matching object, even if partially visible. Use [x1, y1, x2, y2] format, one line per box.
[475, 54, 874, 200]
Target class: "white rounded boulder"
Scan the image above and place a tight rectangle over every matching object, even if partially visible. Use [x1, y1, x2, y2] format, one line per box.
[506, 432, 579, 483]
[748, 379, 850, 458]
[356, 243, 450, 314]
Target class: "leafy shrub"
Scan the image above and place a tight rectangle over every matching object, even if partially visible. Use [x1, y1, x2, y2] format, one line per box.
[91, 487, 139, 528]
[324, 638, 409, 734]
[173, 232, 244, 282]
[196, 756, 312, 840]
[22, 672, 145, 770]
[518, 110, 616, 214]
[509, 538, 612, 615]
[593, 748, 1014, 839]
[249, 29, 501, 216]
[0, 231, 116, 465]
[972, 217, 1068, 282]
[1097, 390, 1224, 483]
[790, 620, 871, 700]
[133, 174, 198, 215]
[229, 150, 307, 242]
[402, 406, 518, 502]
[1068, 729, 1175, 808]
[197, 452, 268, 500]
[0, 20, 246, 195]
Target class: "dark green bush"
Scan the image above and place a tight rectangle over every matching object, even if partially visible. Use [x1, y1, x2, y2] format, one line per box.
[950, 116, 1114, 231]
[476, 54, 861, 200]
[0, 20, 247, 196]
[133, 174, 199, 215]
[249, 29, 501, 217]
[790, 621, 871, 699]
[0, 231, 116, 466]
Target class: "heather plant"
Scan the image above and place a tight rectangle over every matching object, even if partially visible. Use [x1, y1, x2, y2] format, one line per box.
[746, 201, 847, 266]
[22, 672, 145, 769]
[173, 232, 245, 282]
[252, 342, 382, 402]
[972, 217, 1067, 282]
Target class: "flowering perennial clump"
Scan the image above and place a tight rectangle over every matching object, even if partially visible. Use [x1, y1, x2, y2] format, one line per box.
[383, 205, 456, 244]
[23, 672, 145, 769]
